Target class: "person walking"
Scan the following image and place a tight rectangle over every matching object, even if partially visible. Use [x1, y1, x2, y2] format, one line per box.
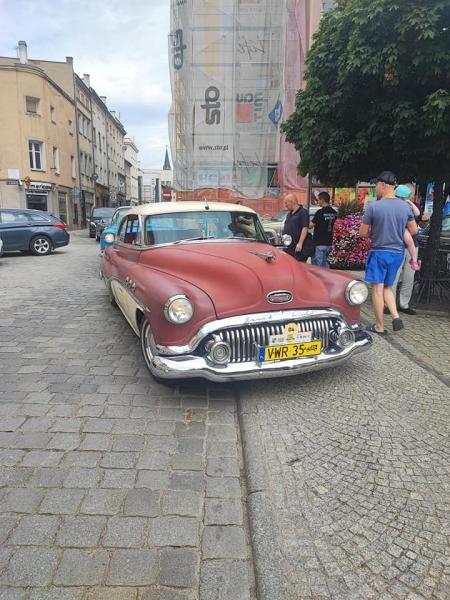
[389, 185, 431, 315]
[359, 171, 418, 335]
[282, 193, 310, 262]
[310, 192, 337, 268]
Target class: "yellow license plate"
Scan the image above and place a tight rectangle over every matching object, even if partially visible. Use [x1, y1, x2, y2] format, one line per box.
[259, 340, 322, 362]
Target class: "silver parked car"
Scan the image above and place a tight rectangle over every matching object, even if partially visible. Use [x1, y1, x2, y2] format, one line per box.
[263, 205, 322, 245]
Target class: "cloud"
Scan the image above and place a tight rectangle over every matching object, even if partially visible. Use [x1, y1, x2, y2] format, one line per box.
[0, 0, 171, 167]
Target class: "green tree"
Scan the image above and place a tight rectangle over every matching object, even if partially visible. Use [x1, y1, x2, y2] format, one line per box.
[282, 0, 450, 279]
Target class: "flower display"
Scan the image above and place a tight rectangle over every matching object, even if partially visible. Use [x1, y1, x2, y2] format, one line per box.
[328, 215, 371, 269]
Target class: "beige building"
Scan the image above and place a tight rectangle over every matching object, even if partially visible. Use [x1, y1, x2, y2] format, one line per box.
[91, 91, 110, 207]
[0, 42, 79, 225]
[106, 109, 126, 206]
[124, 138, 139, 205]
[74, 74, 95, 225]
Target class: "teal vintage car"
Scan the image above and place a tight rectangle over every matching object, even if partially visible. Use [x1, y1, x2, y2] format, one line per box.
[99, 206, 132, 251]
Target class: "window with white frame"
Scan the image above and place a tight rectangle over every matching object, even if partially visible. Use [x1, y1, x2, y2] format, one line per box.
[78, 112, 83, 132]
[52, 147, 60, 174]
[71, 156, 76, 179]
[29, 141, 44, 170]
[26, 96, 40, 114]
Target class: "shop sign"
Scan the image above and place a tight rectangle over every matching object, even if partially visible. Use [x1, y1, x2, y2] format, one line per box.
[6, 180, 18, 185]
[29, 182, 53, 191]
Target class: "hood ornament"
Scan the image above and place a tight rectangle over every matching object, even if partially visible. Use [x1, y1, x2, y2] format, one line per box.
[251, 250, 276, 262]
[267, 290, 293, 304]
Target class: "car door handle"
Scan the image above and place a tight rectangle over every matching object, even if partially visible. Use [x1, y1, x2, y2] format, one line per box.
[129, 281, 136, 292]
[125, 276, 130, 286]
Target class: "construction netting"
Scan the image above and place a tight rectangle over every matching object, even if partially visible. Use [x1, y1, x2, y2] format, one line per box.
[169, 0, 309, 199]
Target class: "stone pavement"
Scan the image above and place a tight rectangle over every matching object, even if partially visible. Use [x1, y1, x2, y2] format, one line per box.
[348, 267, 450, 385]
[0, 232, 255, 600]
[239, 332, 450, 600]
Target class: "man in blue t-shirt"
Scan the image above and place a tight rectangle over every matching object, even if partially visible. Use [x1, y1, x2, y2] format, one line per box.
[359, 171, 417, 335]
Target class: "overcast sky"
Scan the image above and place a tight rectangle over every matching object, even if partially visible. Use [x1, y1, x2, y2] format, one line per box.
[0, 0, 171, 168]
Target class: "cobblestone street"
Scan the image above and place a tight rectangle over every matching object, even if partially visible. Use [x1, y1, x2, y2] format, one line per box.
[1, 232, 449, 600]
[0, 233, 254, 600]
[240, 315, 450, 599]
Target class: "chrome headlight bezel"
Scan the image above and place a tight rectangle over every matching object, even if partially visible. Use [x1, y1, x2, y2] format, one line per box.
[345, 280, 369, 305]
[164, 295, 194, 324]
[282, 234, 292, 247]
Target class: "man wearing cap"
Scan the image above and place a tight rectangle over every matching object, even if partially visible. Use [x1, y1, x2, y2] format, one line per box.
[359, 171, 418, 334]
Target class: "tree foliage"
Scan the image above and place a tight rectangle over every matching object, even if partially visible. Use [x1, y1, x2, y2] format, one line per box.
[282, 0, 450, 187]
[282, 0, 450, 279]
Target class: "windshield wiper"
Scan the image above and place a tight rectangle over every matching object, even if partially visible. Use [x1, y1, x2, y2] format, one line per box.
[173, 235, 214, 244]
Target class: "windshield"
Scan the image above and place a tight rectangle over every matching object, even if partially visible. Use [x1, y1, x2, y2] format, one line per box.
[112, 208, 130, 225]
[144, 211, 267, 245]
[272, 209, 288, 222]
[92, 208, 115, 219]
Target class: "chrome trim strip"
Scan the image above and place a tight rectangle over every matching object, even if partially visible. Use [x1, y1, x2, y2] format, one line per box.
[155, 308, 348, 356]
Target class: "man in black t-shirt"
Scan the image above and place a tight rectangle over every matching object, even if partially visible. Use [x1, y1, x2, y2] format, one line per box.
[282, 194, 310, 262]
[310, 192, 337, 268]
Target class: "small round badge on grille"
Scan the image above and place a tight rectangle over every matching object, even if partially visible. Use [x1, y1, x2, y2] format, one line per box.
[267, 290, 293, 304]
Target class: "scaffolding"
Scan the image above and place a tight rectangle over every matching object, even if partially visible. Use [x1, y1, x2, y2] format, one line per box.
[169, 0, 308, 200]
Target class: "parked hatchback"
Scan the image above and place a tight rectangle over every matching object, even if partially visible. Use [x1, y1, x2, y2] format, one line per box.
[0, 209, 70, 256]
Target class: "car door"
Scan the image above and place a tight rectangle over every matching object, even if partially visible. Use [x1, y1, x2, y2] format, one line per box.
[109, 215, 143, 333]
[0, 210, 31, 251]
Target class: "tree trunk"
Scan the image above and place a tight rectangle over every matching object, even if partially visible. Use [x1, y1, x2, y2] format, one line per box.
[422, 181, 445, 280]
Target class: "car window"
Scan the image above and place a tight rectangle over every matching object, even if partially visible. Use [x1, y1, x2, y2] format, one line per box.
[27, 213, 51, 222]
[273, 210, 288, 222]
[144, 211, 266, 245]
[442, 217, 450, 235]
[92, 208, 115, 218]
[112, 208, 129, 226]
[0, 211, 29, 224]
[118, 216, 141, 245]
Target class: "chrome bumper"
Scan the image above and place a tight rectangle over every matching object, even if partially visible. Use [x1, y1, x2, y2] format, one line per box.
[149, 331, 372, 382]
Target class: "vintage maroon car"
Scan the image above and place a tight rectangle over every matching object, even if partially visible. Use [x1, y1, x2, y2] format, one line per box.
[101, 202, 372, 382]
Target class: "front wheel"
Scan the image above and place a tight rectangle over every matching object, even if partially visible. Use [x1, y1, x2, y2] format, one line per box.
[140, 319, 169, 384]
[30, 236, 52, 256]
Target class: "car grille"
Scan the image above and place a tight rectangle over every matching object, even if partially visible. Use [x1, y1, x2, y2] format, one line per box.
[213, 317, 340, 363]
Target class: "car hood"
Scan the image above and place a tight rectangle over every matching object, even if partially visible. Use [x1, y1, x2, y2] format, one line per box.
[140, 241, 338, 319]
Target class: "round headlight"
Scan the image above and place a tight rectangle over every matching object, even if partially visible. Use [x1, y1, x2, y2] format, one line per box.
[345, 280, 369, 305]
[338, 328, 355, 348]
[104, 233, 115, 243]
[282, 234, 292, 247]
[164, 295, 194, 324]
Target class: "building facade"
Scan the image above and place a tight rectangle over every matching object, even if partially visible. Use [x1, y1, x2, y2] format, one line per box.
[0, 42, 136, 227]
[74, 74, 95, 226]
[140, 150, 173, 204]
[0, 42, 79, 225]
[106, 110, 126, 206]
[91, 90, 110, 208]
[169, 0, 327, 210]
[124, 138, 139, 205]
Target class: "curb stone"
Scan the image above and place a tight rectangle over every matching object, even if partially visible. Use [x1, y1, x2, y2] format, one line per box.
[237, 400, 288, 600]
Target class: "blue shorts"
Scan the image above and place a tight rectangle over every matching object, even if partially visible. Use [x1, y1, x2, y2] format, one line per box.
[365, 250, 404, 287]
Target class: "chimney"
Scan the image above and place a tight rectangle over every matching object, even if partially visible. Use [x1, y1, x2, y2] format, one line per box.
[110, 110, 117, 119]
[18, 41, 28, 65]
[66, 56, 73, 64]
[100, 96, 107, 106]
[83, 74, 90, 88]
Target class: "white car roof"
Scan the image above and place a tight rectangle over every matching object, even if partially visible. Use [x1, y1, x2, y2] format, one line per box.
[126, 202, 257, 217]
